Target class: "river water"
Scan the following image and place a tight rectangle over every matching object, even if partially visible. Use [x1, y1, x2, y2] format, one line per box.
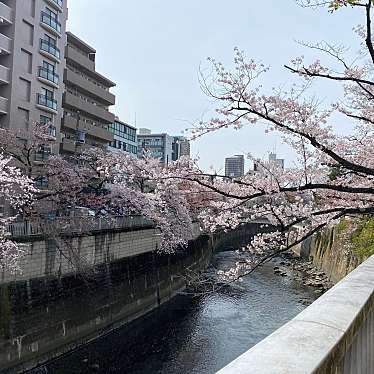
[36, 251, 317, 374]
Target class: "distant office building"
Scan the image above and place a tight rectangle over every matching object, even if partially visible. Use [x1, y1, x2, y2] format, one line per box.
[225, 155, 245, 178]
[0, 0, 68, 155]
[138, 133, 173, 165]
[269, 152, 284, 170]
[60, 32, 116, 154]
[254, 153, 285, 174]
[138, 128, 151, 135]
[108, 118, 137, 156]
[172, 136, 190, 161]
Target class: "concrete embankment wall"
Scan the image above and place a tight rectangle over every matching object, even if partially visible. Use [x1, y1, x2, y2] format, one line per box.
[1, 226, 161, 284]
[295, 223, 362, 284]
[0, 227, 212, 373]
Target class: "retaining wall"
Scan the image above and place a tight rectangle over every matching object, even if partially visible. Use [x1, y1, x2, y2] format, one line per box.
[296, 224, 361, 283]
[0, 227, 211, 373]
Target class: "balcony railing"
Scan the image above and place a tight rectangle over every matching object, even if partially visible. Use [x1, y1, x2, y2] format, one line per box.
[47, 125, 57, 137]
[38, 66, 59, 85]
[41, 11, 61, 34]
[37, 94, 57, 111]
[52, 0, 63, 8]
[40, 39, 60, 60]
[34, 151, 50, 162]
[8, 216, 155, 238]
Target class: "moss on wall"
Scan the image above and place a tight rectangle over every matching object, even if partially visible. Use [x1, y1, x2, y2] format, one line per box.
[302, 218, 363, 283]
[351, 216, 374, 259]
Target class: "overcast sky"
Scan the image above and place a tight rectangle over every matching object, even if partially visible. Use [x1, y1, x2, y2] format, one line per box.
[67, 1, 362, 172]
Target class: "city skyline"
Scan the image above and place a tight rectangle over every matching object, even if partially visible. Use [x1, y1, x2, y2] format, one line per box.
[67, 0, 361, 172]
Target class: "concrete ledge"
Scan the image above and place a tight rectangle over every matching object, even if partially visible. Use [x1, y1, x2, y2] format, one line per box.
[217, 255, 374, 374]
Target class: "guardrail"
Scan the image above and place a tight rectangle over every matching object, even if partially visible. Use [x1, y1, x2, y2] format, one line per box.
[8, 216, 155, 238]
[217, 255, 374, 374]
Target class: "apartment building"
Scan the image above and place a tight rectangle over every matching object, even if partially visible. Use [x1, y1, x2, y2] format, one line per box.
[108, 118, 137, 156]
[60, 32, 116, 154]
[225, 155, 245, 178]
[0, 0, 68, 154]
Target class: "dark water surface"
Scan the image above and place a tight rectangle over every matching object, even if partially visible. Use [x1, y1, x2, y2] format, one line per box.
[37, 252, 317, 374]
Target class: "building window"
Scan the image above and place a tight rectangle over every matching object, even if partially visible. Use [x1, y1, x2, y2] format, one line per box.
[35, 176, 49, 189]
[41, 8, 61, 34]
[37, 88, 57, 110]
[40, 115, 56, 137]
[40, 34, 60, 59]
[35, 144, 51, 161]
[40, 114, 52, 125]
[108, 121, 136, 142]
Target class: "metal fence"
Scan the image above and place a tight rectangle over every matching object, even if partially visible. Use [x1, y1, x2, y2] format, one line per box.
[8, 216, 155, 239]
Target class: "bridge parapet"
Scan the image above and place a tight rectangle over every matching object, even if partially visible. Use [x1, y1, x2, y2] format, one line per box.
[217, 255, 374, 374]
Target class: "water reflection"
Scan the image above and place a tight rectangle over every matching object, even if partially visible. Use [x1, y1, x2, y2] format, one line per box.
[38, 251, 316, 374]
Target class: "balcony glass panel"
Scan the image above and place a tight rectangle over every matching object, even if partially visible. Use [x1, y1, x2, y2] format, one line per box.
[38, 66, 59, 85]
[37, 94, 57, 111]
[47, 125, 57, 137]
[41, 11, 61, 33]
[40, 39, 60, 60]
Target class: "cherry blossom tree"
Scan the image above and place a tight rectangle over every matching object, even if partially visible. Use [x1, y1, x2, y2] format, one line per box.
[0, 121, 201, 271]
[0, 153, 35, 273]
[181, 0, 374, 279]
[96, 151, 199, 253]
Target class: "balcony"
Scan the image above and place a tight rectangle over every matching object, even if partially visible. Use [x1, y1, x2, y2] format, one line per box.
[0, 32, 11, 54]
[64, 69, 115, 106]
[0, 2, 13, 25]
[60, 139, 90, 154]
[0, 64, 9, 84]
[0, 96, 7, 114]
[36, 94, 58, 114]
[60, 139, 75, 153]
[38, 66, 59, 88]
[40, 39, 61, 63]
[65, 45, 95, 71]
[62, 115, 114, 143]
[63, 92, 115, 124]
[40, 11, 61, 37]
[45, 0, 63, 12]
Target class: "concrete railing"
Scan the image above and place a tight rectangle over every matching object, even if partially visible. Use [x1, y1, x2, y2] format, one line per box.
[217, 255, 374, 374]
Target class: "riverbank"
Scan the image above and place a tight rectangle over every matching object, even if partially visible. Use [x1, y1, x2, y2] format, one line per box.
[272, 252, 333, 300]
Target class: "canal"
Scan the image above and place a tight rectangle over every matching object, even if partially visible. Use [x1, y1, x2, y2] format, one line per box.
[33, 250, 317, 374]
